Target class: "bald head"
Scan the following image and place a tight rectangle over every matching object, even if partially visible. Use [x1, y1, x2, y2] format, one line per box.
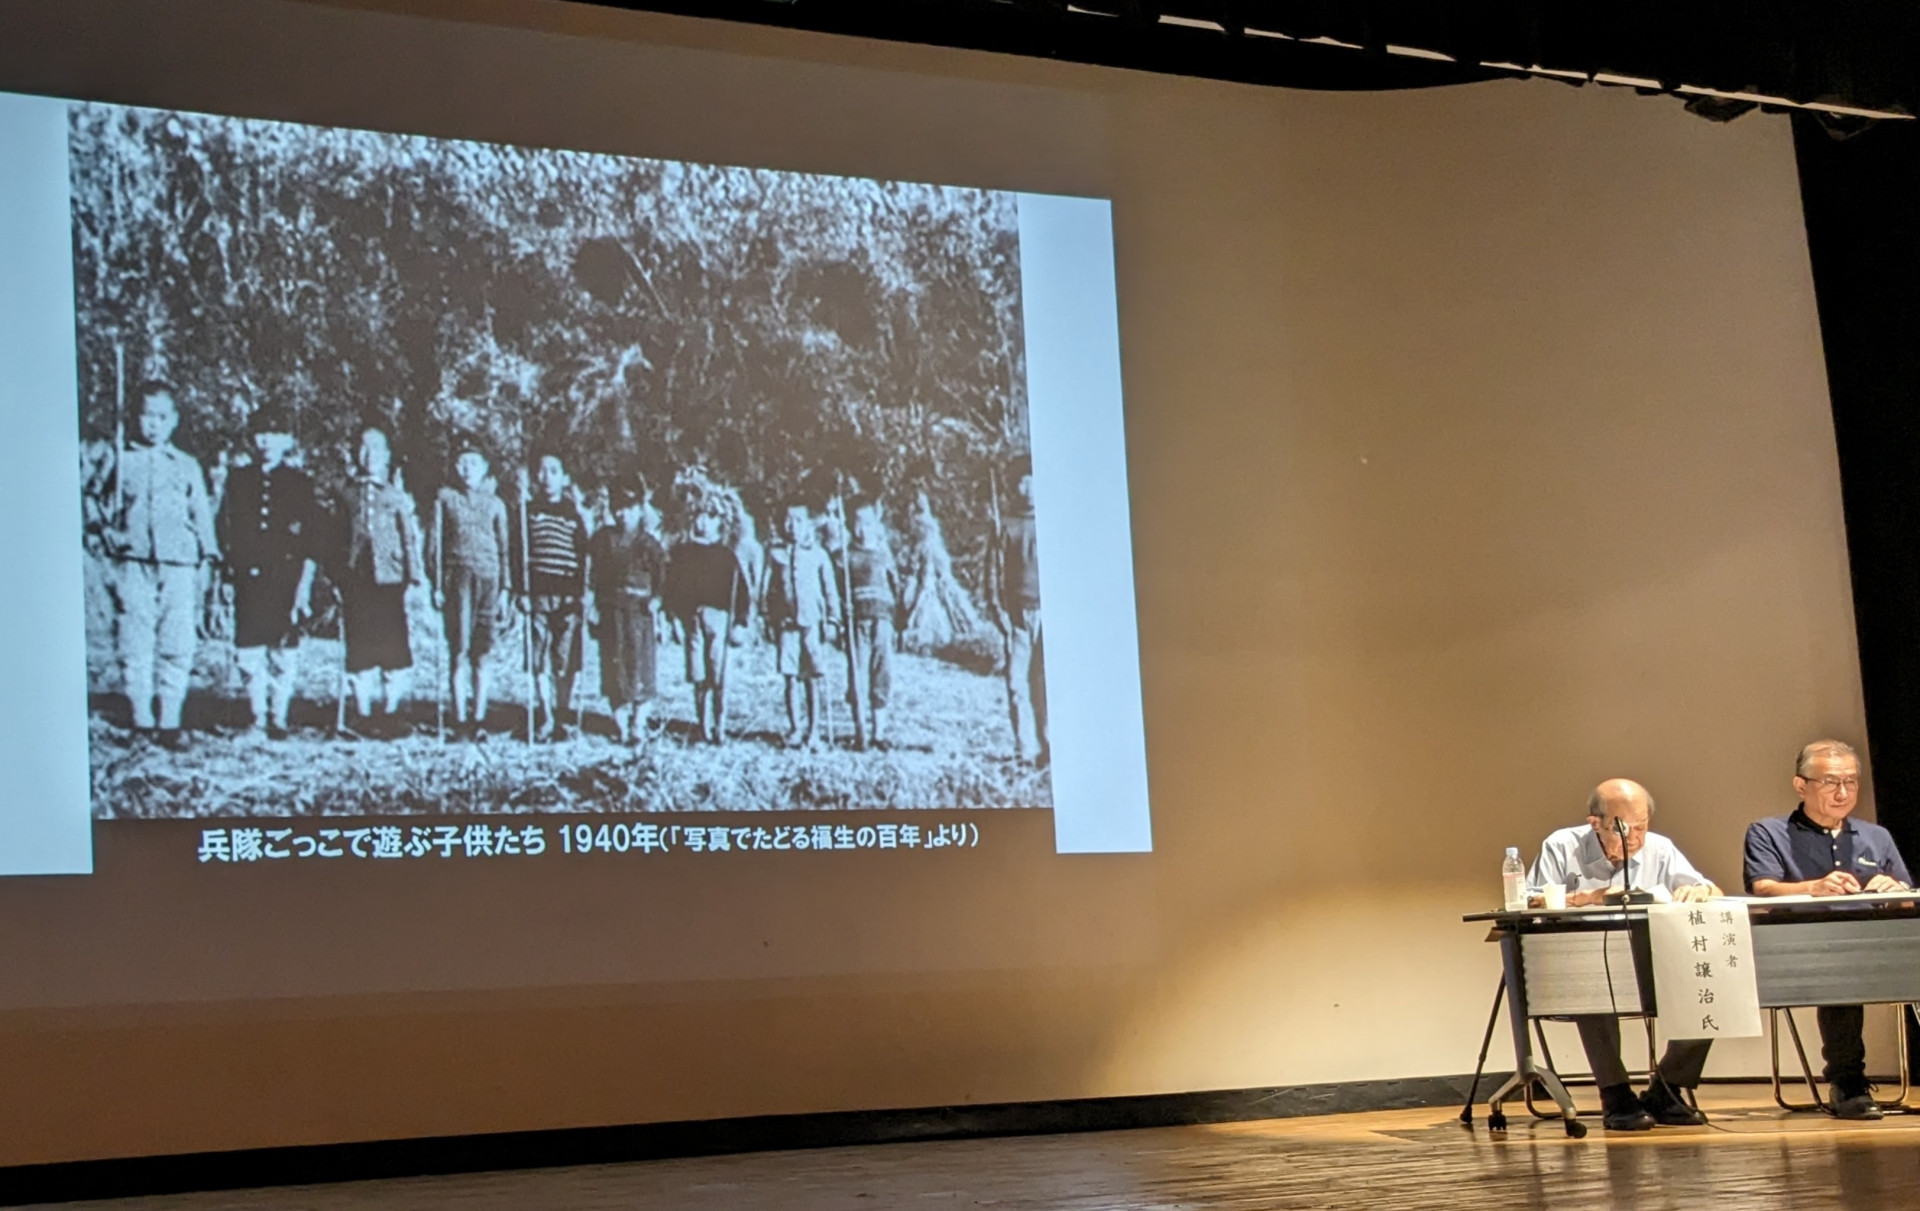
[1586, 778, 1654, 863]
[1587, 778, 1653, 819]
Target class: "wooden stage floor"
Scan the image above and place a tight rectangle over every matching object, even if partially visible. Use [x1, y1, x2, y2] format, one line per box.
[26, 1088, 1920, 1210]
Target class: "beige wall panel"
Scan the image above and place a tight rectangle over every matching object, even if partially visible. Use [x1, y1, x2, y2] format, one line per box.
[0, 0, 1866, 1164]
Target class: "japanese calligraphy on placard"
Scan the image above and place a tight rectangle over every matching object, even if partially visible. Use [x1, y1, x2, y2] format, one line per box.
[1648, 901, 1761, 1039]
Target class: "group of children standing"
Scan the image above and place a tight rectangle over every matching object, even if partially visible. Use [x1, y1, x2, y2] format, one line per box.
[95, 382, 944, 754]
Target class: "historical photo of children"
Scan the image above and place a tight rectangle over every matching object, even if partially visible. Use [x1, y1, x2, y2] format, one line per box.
[69, 101, 1050, 817]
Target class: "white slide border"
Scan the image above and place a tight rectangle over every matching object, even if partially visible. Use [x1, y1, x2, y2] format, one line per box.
[0, 91, 93, 875]
[1017, 193, 1153, 854]
[0, 96, 1152, 869]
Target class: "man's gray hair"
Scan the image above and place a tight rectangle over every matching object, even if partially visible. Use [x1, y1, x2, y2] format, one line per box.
[1586, 787, 1656, 819]
[1796, 739, 1859, 778]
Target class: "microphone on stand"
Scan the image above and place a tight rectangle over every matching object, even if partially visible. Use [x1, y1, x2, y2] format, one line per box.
[1614, 816, 1653, 905]
[1615, 817, 1630, 898]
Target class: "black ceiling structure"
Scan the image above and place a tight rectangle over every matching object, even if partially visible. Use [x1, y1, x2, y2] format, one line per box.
[587, 1, 1918, 117]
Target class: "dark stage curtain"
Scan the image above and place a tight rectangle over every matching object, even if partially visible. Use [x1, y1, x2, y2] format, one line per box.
[1794, 114, 1920, 875]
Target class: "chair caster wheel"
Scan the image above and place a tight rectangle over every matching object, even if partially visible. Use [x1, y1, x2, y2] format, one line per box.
[1565, 1119, 1587, 1139]
[1488, 1110, 1507, 1132]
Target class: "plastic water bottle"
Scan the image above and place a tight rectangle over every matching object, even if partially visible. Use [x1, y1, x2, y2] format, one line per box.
[1502, 847, 1527, 911]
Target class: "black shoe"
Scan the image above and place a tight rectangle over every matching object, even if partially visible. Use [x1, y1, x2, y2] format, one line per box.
[1599, 1084, 1655, 1131]
[1829, 1083, 1884, 1120]
[155, 728, 188, 752]
[1640, 1077, 1708, 1126]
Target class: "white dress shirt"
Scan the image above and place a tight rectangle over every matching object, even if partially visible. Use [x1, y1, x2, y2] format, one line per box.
[1527, 824, 1711, 898]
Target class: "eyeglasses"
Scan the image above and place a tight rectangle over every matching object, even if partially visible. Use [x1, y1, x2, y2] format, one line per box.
[1802, 776, 1860, 792]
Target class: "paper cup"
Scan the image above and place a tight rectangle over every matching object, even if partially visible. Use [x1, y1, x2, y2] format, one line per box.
[1541, 884, 1568, 910]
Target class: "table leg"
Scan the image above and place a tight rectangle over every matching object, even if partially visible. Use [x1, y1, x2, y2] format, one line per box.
[1881, 1005, 1914, 1111]
[1488, 928, 1585, 1137]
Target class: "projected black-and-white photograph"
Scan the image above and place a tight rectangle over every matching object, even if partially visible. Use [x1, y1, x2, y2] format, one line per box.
[70, 101, 1050, 818]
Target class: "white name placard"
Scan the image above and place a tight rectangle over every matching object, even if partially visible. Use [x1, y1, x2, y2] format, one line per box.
[1647, 901, 1761, 1039]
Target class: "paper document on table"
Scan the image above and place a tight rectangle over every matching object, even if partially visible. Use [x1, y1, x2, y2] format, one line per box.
[1647, 901, 1761, 1039]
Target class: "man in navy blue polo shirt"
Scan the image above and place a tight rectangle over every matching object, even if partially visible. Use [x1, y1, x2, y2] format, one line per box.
[1744, 739, 1912, 1120]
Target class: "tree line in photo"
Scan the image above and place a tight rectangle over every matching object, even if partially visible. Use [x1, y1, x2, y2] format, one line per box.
[85, 380, 1050, 764]
[67, 102, 1033, 641]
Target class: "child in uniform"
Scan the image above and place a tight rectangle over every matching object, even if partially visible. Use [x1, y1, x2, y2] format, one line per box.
[107, 382, 219, 746]
[762, 502, 841, 749]
[217, 406, 321, 737]
[430, 447, 510, 736]
[843, 500, 901, 748]
[590, 479, 668, 743]
[338, 426, 424, 733]
[513, 453, 591, 741]
[664, 497, 749, 745]
[996, 456, 1047, 765]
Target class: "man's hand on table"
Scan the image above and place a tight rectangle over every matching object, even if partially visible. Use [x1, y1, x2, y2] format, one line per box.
[1550, 883, 1721, 908]
[1753, 872, 1915, 896]
[1811, 871, 1863, 896]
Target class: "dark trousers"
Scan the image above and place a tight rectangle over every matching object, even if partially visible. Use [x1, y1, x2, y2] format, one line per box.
[1575, 1015, 1713, 1089]
[1817, 1005, 1868, 1085]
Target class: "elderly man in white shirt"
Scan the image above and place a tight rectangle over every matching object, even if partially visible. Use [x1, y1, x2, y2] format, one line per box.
[1525, 778, 1724, 1131]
